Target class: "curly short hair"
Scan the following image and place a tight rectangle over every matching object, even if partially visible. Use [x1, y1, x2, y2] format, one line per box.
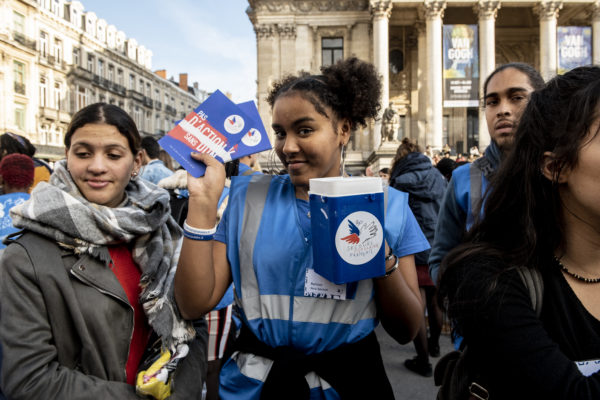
[267, 57, 382, 130]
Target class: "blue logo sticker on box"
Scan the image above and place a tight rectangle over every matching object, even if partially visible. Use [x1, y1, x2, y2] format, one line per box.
[309, 177, 385, 284]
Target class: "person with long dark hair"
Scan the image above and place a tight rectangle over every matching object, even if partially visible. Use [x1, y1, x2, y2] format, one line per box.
[438, 66, 600, 398]
[0, 103, 206, 399]
[174, 57, 429, 399]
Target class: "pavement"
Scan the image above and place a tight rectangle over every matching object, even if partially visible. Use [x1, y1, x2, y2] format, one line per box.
[376, 324, 454, 400]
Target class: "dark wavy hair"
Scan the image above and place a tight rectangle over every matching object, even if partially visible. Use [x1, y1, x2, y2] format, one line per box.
[439, 65, 600, 320]
[65, 103, 141, 155]
[0, 133, 29, 159]
[482, 62, 545, 101]
[267, 57, 382, 130]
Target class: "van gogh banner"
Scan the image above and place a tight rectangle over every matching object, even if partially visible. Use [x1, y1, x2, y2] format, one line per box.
[443, 24, 479, 108]
[558, 26, 592, 75]
[159, 90, 271, 177]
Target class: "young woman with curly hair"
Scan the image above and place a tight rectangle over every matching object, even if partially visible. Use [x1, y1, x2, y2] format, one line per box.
[174, 57, 429, 399]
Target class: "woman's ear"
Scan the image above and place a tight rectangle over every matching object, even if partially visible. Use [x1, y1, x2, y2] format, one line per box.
[541, 151, 568, 183]
[133, 150, 143, 174]
[339, 118, 351, 146]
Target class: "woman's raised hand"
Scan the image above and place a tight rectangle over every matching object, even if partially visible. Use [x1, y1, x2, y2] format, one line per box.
[186, 152, 226, 217]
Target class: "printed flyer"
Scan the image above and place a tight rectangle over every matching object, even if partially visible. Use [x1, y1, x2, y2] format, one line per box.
[159, 90, 271, 177]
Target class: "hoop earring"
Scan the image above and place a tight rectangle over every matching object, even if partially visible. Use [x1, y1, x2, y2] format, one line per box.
[340, 144, 347, 177]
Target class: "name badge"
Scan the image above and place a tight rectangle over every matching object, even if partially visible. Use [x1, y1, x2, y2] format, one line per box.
[304, 268, 347, 300]
[575, 359, 600, 377]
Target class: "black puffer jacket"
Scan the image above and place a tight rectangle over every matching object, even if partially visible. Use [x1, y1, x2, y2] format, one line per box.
[389, 152, 447, 265]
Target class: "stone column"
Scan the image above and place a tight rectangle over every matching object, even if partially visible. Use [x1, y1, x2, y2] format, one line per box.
[476, 0, 501, 150]
[535, 1, 563, 81]
[295, 24, 313, 72]
[415, 20, 428, 147]
[277, 23, 297, 75]
[371, 1, 392, 150]
[254, 23, 277, 144]
[591, 1, 600, 65]
[423, 0, 446, 149]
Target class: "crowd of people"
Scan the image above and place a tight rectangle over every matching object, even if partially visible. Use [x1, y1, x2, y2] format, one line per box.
[0, 57, 597, 400]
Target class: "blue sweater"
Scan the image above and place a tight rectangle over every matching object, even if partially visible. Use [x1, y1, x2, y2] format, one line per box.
[428, 142, 502, 284]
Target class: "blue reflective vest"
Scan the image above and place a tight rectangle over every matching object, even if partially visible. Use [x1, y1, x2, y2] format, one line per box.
[215, 175, 429, 399]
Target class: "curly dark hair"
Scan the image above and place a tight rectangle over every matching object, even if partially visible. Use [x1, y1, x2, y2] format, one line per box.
[266, 57, 382, 130]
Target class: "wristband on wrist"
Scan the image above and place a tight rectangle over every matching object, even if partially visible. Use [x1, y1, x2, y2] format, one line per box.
[182, 230, 214, 241]
[183, 219, 217, 235]
[377, 253, 399, 279]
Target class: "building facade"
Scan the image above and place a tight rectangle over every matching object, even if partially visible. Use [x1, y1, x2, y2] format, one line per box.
[247, 0, 600, 171]
[0, 0, 207, 160]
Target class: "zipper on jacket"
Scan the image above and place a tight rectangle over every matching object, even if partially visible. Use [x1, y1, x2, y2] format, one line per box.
[70, 268, 135, 381]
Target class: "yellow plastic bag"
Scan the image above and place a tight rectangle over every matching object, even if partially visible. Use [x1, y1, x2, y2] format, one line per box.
[136, 344, 189, 400]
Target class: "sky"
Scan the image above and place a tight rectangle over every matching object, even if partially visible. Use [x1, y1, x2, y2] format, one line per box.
[79, 0, 257, 103]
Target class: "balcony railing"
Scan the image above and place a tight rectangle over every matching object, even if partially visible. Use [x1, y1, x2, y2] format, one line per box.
[126, 89, 145, 102]
[13, 31, 36, 51]
[14, 82, 26, 95]
[154, 101, 162, 110]
[165, 105, 177, 116]
[143, 97, 153, 108]
[112, 84, 126, 96]
[69, 66, 93, 81]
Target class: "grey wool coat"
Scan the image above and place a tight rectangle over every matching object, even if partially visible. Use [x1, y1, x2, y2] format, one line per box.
[0, 232, 207, 400]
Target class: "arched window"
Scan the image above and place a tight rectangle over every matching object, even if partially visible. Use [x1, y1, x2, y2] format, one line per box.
[389, 49, 404, 74]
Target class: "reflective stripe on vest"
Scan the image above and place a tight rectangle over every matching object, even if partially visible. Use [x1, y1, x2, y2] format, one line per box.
[237, 175, 376, 325]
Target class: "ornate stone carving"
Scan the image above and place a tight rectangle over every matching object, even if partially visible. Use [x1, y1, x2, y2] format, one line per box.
[277, 23, 297, 39]
[248, 0, 369, 13]
[370, 1, 393, 19]
[590, 1, 600, 21]
[496, 40, 538, 67]
[534, 1, 563, 21]
[254, 24, 275, 39]
[414, 20, 426, 36]
[422, 1, 446, 20]
[475, 0, 501, 20]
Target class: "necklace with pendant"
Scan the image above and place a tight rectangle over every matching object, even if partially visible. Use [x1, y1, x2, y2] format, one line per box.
[554, 256, 600, 284]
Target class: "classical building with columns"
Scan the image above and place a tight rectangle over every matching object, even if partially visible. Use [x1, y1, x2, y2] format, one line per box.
[247, 0, 600, 172]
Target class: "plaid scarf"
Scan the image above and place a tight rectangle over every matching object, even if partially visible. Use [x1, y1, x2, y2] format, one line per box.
[10, 159, 195, 350]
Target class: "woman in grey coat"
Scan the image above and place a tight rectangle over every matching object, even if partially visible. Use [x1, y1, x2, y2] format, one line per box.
[0, 103, 206, 399]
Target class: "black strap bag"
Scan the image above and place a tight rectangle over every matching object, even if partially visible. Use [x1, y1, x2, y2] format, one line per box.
[433, 266, 544, 400]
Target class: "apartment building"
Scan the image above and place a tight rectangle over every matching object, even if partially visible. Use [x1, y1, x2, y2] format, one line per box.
[0, 0, 207, 160]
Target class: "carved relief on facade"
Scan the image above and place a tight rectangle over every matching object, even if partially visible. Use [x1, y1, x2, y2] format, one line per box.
[317, 27, 347, 38]
[475, 0, 501, 19]
[370, 1, 393, 18]
[496, 38, 539, 67]
[254, 24, 276, 39]
[422, 0, 446, 20]
[591, 1, 600, 21]
[247, 0, 369, 13]
[277, 23, 297, 39]
[534, 1, 563, 21]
